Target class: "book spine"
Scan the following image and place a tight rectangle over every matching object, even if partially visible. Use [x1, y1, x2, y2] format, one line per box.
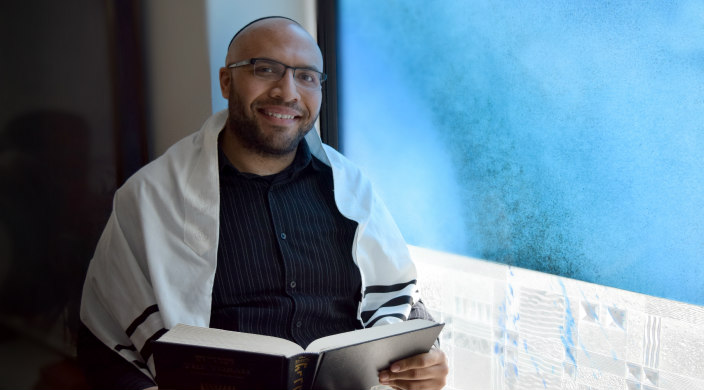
[287, 353, 319, 390]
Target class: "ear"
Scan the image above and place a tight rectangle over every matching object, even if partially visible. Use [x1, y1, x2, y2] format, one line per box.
[219, 67, 231, 99]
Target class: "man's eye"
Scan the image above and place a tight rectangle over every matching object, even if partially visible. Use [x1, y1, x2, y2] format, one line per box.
[297, 72, 318, 84]
[258, 67, 275, 73]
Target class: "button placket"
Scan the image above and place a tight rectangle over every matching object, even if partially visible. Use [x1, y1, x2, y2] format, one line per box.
[268, 181, 309, 344]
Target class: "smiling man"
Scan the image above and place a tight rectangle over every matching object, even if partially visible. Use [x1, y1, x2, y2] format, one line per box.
[78, 17, 447, 390]
[220, 18, 323, 172]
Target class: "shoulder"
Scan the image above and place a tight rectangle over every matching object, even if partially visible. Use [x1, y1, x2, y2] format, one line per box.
[117, 110, 225, 204]
[115, 130, 204, 210]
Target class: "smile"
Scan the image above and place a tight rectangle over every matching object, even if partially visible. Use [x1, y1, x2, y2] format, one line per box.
[264, 111, 296, 120]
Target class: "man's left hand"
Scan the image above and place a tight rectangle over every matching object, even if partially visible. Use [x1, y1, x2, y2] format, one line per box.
[378, 347, 448, 389]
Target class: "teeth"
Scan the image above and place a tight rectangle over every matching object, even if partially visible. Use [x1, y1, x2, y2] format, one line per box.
[266, 111, 295, 119]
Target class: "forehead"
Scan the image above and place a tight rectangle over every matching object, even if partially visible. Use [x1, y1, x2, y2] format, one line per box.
[229, 20, 323, 69]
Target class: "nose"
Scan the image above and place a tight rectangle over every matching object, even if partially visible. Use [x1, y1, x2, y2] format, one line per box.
[269, 68, 301, 102]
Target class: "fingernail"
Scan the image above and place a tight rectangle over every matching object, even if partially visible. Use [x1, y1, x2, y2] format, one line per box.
[379, 372, 389, 382]
[391, 364, 401, 372]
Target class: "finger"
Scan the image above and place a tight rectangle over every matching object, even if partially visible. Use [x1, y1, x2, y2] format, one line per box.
[390, 348, 447, 373]
[381, 361, 448, 382]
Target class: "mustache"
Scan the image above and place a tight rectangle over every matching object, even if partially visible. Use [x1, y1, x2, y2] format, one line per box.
[253, 99, 305, 113]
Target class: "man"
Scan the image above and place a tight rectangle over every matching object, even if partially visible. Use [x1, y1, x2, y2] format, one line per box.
[79, 16, 448, 389]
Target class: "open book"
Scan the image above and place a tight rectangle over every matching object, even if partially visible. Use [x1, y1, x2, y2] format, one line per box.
[152, 319, 443, 390]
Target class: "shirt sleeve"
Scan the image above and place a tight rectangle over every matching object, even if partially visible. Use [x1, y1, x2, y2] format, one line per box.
[77, 322, 156, 390]
[408, 299, 434, 322]
[408, 300, 441, 347]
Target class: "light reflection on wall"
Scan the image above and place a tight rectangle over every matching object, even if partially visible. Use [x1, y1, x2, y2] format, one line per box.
[339, 0, 704, 305]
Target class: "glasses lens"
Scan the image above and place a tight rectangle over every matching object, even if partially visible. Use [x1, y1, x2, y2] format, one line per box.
[295, 69, 322, 88]
[252, 60, 284, 80]
[251, 59, 325, 89]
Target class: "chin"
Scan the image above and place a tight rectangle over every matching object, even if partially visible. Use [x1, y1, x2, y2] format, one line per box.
[260, 134, 307, 156]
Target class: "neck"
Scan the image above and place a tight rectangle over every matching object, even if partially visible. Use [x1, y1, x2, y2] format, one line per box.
[221, 126, 297, 176]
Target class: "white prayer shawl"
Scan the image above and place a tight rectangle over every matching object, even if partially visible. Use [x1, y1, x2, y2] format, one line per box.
[80, 109, 421, 378]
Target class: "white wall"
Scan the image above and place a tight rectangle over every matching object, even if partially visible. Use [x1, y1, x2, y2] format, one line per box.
[412, 246, 704, 390]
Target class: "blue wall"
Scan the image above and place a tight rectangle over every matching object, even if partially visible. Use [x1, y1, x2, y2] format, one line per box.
[339, 0, 704, 305]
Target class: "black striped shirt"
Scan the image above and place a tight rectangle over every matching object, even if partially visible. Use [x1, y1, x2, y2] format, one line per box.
[210, 138, 363, 348]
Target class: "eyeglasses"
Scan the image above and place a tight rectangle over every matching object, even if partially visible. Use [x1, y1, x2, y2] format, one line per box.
[227, 58, 327, 90]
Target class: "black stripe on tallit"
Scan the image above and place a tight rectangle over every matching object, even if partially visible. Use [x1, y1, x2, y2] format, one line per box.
[360, 295, 414, 323]
[363, 280, 416, 296]
[366, 313, 407, 327]
[139, 328, 168, 362]
[114, 344, 137, 351]
[125, 304, 159, 337]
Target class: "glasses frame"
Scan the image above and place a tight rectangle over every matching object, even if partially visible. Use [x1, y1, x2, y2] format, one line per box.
[227, 58, 327, 89]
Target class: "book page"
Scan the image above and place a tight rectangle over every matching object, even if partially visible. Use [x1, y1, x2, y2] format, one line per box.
[305, 319, 438, 353]
[159, 324, 304, 357]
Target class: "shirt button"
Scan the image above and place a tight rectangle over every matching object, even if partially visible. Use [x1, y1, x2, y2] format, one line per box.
[290, 281, 296, 288]
[280, 232, 287, 239]
[296, 321, 302, 328]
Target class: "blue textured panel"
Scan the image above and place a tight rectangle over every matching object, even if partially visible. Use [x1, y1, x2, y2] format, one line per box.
[339, 0, 704, 304]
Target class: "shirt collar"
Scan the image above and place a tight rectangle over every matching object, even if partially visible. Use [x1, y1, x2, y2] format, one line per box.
[218, 135, 322, 184]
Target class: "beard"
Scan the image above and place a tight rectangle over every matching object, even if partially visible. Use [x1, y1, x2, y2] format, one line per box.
[226, 86, 317, 156]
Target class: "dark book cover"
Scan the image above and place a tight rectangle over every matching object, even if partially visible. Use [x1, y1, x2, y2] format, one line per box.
[153, 341, 294, 390]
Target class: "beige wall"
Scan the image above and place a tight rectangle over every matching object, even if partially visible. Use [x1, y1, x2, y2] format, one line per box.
[142, 0, 212, 158]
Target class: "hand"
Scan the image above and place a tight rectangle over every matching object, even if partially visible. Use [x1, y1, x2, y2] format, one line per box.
[378, 347, 448, 389]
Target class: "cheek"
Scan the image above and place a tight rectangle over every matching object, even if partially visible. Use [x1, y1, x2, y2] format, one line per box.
[305, 94, 323, 116]
[230, 77, 265, 109]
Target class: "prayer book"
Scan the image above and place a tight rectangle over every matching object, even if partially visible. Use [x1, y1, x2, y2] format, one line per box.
[152, 319, 443, 390]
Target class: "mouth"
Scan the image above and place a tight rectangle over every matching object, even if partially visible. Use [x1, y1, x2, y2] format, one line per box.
[263, 111, 296, 120]
[257, 107, 303, 124]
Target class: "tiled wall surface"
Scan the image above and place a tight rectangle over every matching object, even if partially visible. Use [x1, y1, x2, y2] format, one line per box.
[410, 246, 704, 390]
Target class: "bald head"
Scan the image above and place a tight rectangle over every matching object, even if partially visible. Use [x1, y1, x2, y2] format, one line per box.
[225, 17, 322, 70]
[227, 16, 298, 50]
